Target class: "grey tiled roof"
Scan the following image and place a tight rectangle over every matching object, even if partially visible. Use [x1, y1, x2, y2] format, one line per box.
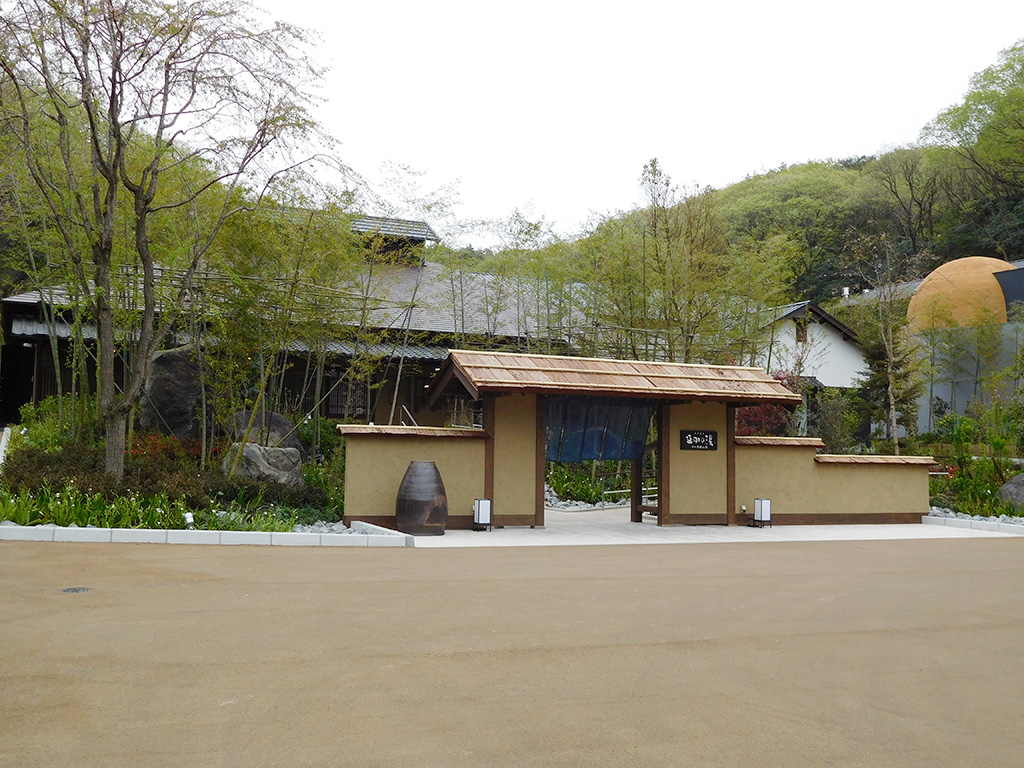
[354, 262, 529, 338]
[288, 340, 449, 360]
[11, 316, 97, 339]
[3, 262, 538, 345]
[351, 216, 439, 242]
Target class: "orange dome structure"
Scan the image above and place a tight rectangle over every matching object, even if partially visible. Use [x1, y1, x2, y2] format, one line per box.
[907, 256, 1016, 330]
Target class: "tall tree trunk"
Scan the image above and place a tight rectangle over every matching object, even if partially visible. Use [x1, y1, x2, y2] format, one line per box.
[887, 363, 901, 456]
[105, 409, 129, 477]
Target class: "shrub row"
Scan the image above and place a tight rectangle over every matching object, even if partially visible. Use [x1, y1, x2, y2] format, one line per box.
[0, 440, 340, 525]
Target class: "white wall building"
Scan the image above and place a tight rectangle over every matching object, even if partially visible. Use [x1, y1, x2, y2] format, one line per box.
[760, 301, 865, 389]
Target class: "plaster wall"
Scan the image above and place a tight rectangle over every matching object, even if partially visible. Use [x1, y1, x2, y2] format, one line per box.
[343, 433, 485, 527]
[735, 444, 929, 522]
[813, 324, 866, 389]
[491, 393, 538, 524]
[667, 402, 729, 523]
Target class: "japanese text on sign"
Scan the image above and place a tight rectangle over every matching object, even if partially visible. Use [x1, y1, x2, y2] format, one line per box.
[680, 430, 718, 451]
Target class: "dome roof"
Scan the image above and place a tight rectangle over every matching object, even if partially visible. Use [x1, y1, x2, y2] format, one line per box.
[907, 256, 1016, 330]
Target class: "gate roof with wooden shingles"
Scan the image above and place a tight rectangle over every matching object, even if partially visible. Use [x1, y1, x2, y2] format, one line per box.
[432, 350, 803, 406]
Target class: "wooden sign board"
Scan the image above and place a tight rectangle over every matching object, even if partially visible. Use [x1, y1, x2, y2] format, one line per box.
[680, 430, 718, 451]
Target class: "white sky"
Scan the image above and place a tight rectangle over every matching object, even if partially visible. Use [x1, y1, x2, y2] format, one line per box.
[257, 0, 1024, 246]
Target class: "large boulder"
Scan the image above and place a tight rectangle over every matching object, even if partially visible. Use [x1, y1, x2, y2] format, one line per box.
[997, 473, 1024, 511]
[231, 410, 303, 453]
[140, 346, 202, 440]
[222, 443, 305, 487]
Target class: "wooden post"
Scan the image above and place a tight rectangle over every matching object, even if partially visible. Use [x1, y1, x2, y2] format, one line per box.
[630, 456, 643, 523]
[483, 396, 495, 503]
[534, 394, 546, 528]
[31, 340, 40, 405]
[657, 404, 672, 526]
[726, 404, 736, 526]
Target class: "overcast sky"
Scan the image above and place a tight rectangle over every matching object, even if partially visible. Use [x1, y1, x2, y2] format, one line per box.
[258, 0, 1024, 246]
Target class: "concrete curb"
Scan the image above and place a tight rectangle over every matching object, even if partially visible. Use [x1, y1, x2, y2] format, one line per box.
[922, 515, 1024, 536]
[0, 521, 413, 547]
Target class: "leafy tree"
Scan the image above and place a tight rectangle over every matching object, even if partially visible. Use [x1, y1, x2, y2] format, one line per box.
[924, 38, 1024, 258]
[862, 146, 951, 257]
[734, 371, 801, 437]
[202, 201, 378, 469]
[573, 216, 650, 359]
[493, 208, 547, 348]
[0, 0, 325, 477]
[843, 236, 925, 453]
[716, 162, 863, 301]
[566, 160, 791, 365]
[926, 39, 1024, 195]
[811, 387, 860, 454]
[728, 233, 796, 366]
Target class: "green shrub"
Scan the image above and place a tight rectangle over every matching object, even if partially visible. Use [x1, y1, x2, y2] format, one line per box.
[14, 395, 101, 453]
[546, 461, 631, 505]
[0, 433, 336, 527]
[0, 485, 297, 530]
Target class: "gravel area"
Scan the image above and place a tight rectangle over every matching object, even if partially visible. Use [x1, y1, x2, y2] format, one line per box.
[927, 506, 1024, 526]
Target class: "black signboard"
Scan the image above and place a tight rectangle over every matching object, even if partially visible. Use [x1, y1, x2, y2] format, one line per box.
[680, 430, 718, 451]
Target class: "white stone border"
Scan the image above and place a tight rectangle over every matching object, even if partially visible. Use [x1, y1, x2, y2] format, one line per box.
[0, 520, 413, 547]
[922, 515, 1024, 536]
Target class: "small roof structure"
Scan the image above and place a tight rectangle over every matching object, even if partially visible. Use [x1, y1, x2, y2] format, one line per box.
[431, 350, 802, 407]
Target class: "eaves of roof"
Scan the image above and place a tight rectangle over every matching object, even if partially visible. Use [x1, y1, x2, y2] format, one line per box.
[351, 216, 439, 241]
[770, 301, 860, 344]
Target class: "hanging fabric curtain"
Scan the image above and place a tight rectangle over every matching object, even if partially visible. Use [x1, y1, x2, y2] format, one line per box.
[545, 396, 655, 462]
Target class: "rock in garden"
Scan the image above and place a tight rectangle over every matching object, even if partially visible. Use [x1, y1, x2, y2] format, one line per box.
[140, 345, 202, 439]
[221, 443, 305, 488]
[996, 473, 1024, 512]
[231, 410, 303, 452]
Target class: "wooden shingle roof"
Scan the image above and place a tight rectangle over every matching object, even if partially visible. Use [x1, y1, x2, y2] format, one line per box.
[432, 350, 803, 406]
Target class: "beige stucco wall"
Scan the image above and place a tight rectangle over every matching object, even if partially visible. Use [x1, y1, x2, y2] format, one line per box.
[343, 434, 485, 524]
[735, 444, 930, 520]
[667, 402, 729, 521]
[491, 393, 538, 522]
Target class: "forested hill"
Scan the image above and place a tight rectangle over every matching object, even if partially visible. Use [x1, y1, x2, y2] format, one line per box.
[699, 40, 1024, 302]
[715, 136, 1022, 303]
[484, 37, 1024, 309]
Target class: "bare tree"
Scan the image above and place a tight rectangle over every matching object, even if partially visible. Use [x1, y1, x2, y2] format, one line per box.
[845, 236, 925, 454]
[866, 146, 946, 255]
[0, 0, 326, 477]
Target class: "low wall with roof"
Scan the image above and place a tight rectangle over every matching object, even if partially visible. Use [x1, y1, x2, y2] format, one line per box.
[734, 437, 932, 524]
[338, 426, 486, 529]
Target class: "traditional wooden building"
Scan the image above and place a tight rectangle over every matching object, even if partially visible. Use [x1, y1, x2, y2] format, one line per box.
[0, 216, 536, 427]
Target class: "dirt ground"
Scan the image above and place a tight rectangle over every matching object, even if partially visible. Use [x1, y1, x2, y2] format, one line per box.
[1, 538, 1022, 767]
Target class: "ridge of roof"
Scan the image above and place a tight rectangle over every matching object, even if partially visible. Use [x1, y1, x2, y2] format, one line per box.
[431, 349, 802, 407]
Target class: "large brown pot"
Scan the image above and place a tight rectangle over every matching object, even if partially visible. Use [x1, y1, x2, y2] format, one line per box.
[395, 461, 448, 536]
